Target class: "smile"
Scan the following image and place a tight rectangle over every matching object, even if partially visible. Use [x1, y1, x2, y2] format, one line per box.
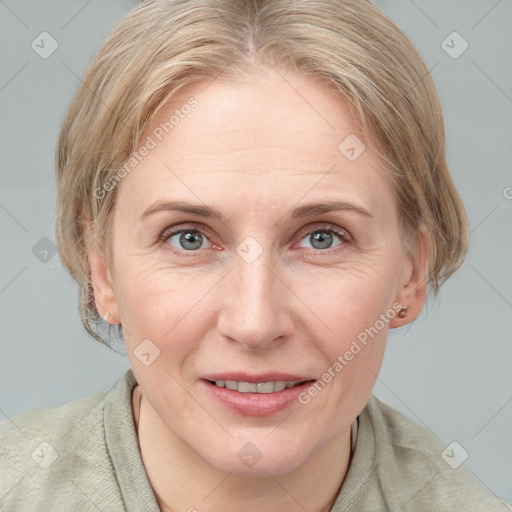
[210, 379, 309, 393]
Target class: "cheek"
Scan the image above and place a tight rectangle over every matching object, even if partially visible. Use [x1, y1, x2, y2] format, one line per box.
[297, 273, 391, 419]
[291, 262, 396, 390]
[113, 257, 219, 352]
[118, 268, 205, 402]
[292, 258, 399, 333]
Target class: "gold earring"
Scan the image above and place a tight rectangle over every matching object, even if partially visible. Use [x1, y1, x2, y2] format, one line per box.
[398, 305, 410, 318]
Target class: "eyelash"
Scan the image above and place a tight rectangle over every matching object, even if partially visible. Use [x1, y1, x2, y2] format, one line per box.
[158, 223, 352, 257]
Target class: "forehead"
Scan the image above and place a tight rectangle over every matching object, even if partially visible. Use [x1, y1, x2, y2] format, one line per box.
[117, 68, 395, 219]
[150, 69, 358, 163]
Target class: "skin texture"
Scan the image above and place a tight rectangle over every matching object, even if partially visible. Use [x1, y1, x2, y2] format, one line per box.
[89, 67, 430, 512]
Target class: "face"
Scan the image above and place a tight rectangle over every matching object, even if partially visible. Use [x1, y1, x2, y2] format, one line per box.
[91, 67, 427, 476]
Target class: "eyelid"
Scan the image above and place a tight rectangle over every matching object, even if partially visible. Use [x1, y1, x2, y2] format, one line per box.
[296, 222, 352, 243]
[159, 222, 211, 242]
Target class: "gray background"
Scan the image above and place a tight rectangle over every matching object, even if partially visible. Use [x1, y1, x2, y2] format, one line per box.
[1, 0, 511, 504]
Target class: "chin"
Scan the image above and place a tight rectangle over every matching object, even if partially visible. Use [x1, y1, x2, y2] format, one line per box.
[199, 436, 312, 477]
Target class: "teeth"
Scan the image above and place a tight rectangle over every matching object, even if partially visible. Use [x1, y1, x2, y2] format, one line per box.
[214, 379, 302, 393]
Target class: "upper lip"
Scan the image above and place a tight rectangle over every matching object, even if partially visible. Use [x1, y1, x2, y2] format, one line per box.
[201, 373, 315, 383]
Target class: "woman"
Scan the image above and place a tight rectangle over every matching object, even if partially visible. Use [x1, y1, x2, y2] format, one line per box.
[0, 0, 509, 510]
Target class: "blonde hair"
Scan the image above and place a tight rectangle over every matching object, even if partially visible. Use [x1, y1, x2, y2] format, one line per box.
[56, 0, 469, 348]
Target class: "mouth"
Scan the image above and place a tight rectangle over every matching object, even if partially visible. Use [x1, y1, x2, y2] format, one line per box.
[201, 377, 317, 416]
[204, 379, 316, 394]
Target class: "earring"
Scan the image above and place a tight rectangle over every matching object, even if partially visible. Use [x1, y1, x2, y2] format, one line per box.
[398, 305, 410, 318]
[102, 311, 109, 322]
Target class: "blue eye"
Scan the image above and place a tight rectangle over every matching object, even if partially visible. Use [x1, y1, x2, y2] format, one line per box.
[159, 223, 350, 257]
[161, 225, 213, 252]
[297, 226, 349, 251]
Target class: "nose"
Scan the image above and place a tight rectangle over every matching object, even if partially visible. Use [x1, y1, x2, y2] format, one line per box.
[216, 248, 294, 351]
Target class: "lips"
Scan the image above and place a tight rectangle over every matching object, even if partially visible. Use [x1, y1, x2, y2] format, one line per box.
[201, 372, 314, 383]
[201, 378, 316, 416]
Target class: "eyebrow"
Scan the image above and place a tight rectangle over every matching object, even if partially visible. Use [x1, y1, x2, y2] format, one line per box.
[140, 199, 372, 222]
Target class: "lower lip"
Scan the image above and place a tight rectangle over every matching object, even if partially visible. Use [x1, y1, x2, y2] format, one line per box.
[200, 379, 315, 417]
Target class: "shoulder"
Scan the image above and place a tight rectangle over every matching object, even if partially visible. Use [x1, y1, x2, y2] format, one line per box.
[0, 387, 109, 439]
[365, 394, 512, 511]
[0, 375, 130, 511]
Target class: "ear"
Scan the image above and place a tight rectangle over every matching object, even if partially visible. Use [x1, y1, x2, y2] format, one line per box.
[86, 221, 121, 325]
[389, 226, 430, 328]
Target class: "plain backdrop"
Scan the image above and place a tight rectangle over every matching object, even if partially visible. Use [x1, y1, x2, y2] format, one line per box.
[1, 0, 511, 504]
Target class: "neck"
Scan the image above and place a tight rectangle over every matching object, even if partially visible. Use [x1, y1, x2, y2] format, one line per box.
[133, 386, 355, 512]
